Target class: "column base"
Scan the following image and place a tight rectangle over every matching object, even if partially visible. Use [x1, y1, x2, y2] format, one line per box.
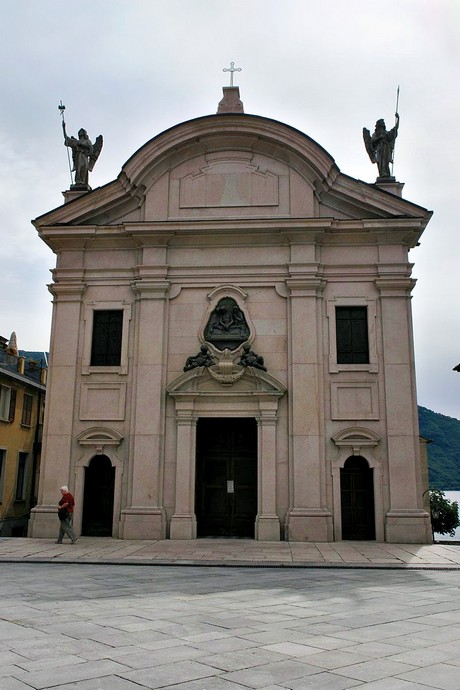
[385, 510, 432, 543]
[255, 514, 280, 541]
[28, 505, 59, 538]
[286, 509, 333, 542]
[169, 513, 197, 540]
[119, 507, 166, 540]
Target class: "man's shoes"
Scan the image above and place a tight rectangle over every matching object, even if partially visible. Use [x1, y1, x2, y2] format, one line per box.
[54, 540, 62, 544]
[71, 538, 77, 544]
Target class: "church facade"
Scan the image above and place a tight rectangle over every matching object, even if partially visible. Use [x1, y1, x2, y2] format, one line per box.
[29, 88, 433, 543]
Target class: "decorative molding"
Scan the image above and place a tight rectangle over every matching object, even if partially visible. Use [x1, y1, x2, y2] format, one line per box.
[331, 426, 381, 458]
[326, 297, 378, 374]
[331, 382, 379, 420]
[79, 382, 126, 420]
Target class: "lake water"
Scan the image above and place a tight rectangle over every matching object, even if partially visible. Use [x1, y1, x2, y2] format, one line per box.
[433, 490, 460, 541]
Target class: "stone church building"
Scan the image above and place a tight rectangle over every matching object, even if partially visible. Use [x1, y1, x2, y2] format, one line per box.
[29, 86, 433, 543]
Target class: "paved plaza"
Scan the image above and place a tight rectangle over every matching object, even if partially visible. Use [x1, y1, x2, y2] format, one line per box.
[1, 540, 460, 689]
[1, 537, 460, 568]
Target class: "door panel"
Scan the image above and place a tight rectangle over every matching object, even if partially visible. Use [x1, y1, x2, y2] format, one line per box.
[340, 456, 375, 540]
[196, 418, 257, 537]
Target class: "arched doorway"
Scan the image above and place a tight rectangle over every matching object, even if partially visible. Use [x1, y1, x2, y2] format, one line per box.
[82, 455, 115, 536]
[195, 418, 257, 537]
[340, 456, 375, 540]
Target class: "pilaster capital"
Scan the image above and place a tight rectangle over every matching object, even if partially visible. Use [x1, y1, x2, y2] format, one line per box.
[48, 282, 86, 301]
[375, 277, 416, 297]
[131, 280, 170, 299]
[286, 277, 326, 297]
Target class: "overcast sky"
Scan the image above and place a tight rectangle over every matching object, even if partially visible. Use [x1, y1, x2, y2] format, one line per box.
[0, 0, 458, 419]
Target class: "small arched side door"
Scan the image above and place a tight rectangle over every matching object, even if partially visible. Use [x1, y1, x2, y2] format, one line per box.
[82, 455, 115, 536]
[340, 456, 375, 540]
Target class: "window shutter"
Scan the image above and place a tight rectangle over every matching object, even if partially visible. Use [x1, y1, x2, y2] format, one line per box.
[8, 389, 16, 422]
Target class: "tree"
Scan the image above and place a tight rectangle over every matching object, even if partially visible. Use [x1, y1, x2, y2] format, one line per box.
[430, 490, 460, 540]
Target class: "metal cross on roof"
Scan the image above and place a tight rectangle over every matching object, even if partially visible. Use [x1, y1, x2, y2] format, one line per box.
[223, 61, 242, 87]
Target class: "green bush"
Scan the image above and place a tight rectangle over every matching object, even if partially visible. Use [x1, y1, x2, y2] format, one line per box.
[430, 490, 460, 537]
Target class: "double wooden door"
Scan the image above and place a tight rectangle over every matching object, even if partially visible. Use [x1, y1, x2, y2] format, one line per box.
[196, 418, 257, 537]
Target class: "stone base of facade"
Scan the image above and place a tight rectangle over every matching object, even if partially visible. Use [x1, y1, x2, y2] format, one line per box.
[286, 509, 333, 542]
[255, 514, 281, 541]
[385, 510, 432, 544]
[169, 514, 197, 540]
[28, 505, 59, 538]
[119, 508, 166, 540]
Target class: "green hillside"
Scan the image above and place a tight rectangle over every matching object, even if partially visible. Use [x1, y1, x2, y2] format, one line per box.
[418, 406, 460, 490]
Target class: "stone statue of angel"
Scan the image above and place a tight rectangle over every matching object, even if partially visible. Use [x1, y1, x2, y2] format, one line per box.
[62, 122, 103, 189]
[363, 113, 399, 179]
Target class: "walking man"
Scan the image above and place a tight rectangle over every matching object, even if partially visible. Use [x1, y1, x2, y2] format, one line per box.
[56, 485, 77, 544]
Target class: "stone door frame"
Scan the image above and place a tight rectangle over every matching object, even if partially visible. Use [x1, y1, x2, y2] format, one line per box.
[75, 426, 124, 538]
[166, 366, 286, 540]
[331, 427, 383, 541]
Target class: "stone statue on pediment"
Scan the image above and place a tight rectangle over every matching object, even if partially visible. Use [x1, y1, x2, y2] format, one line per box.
[183, 344, 216, 371]
[238, 343, 267, 371]
[363, 113, 399, 179]
[62, 122, 103, 189]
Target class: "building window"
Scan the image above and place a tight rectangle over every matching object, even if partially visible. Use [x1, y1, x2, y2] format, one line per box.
[336, 307, 369, 364]
[0, 385, 16, 422]
[21, 394, 33, 427]
[90, 310, 123, 366]
[15, 452, 28, 501]
[0, 449, 5, 501]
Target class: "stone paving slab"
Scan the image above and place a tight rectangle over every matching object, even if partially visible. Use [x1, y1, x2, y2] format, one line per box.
[0, 537, 460, 568]
[1, 563, 460, 689]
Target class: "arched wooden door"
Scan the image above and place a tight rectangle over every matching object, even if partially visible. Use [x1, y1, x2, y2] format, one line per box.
[340, 456, 375, 540]
[82, 455, 115, 536]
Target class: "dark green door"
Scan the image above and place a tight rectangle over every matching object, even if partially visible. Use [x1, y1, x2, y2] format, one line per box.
[82, 455, 115, 536]
[196, 418, 257, 537]
[341, 456, 375, 540]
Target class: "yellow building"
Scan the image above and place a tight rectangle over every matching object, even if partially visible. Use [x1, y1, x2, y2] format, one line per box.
[0, 334, 46, 536]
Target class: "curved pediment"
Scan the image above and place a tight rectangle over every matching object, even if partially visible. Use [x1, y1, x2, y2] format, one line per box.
[166, 365, 286, 399]
[77, 426, 124, 447]
[332, 427, 381, 447]
[34, 113, 432, 230]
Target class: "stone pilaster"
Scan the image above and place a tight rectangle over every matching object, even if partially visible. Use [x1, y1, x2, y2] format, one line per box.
[376, 275, 431, 543]
[255, 402, 281, 541]
[119, 280, 169, 539]
[169, 405, 197, 540]
[29, 282, 85, 537]
[285, 273, 332, 541]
